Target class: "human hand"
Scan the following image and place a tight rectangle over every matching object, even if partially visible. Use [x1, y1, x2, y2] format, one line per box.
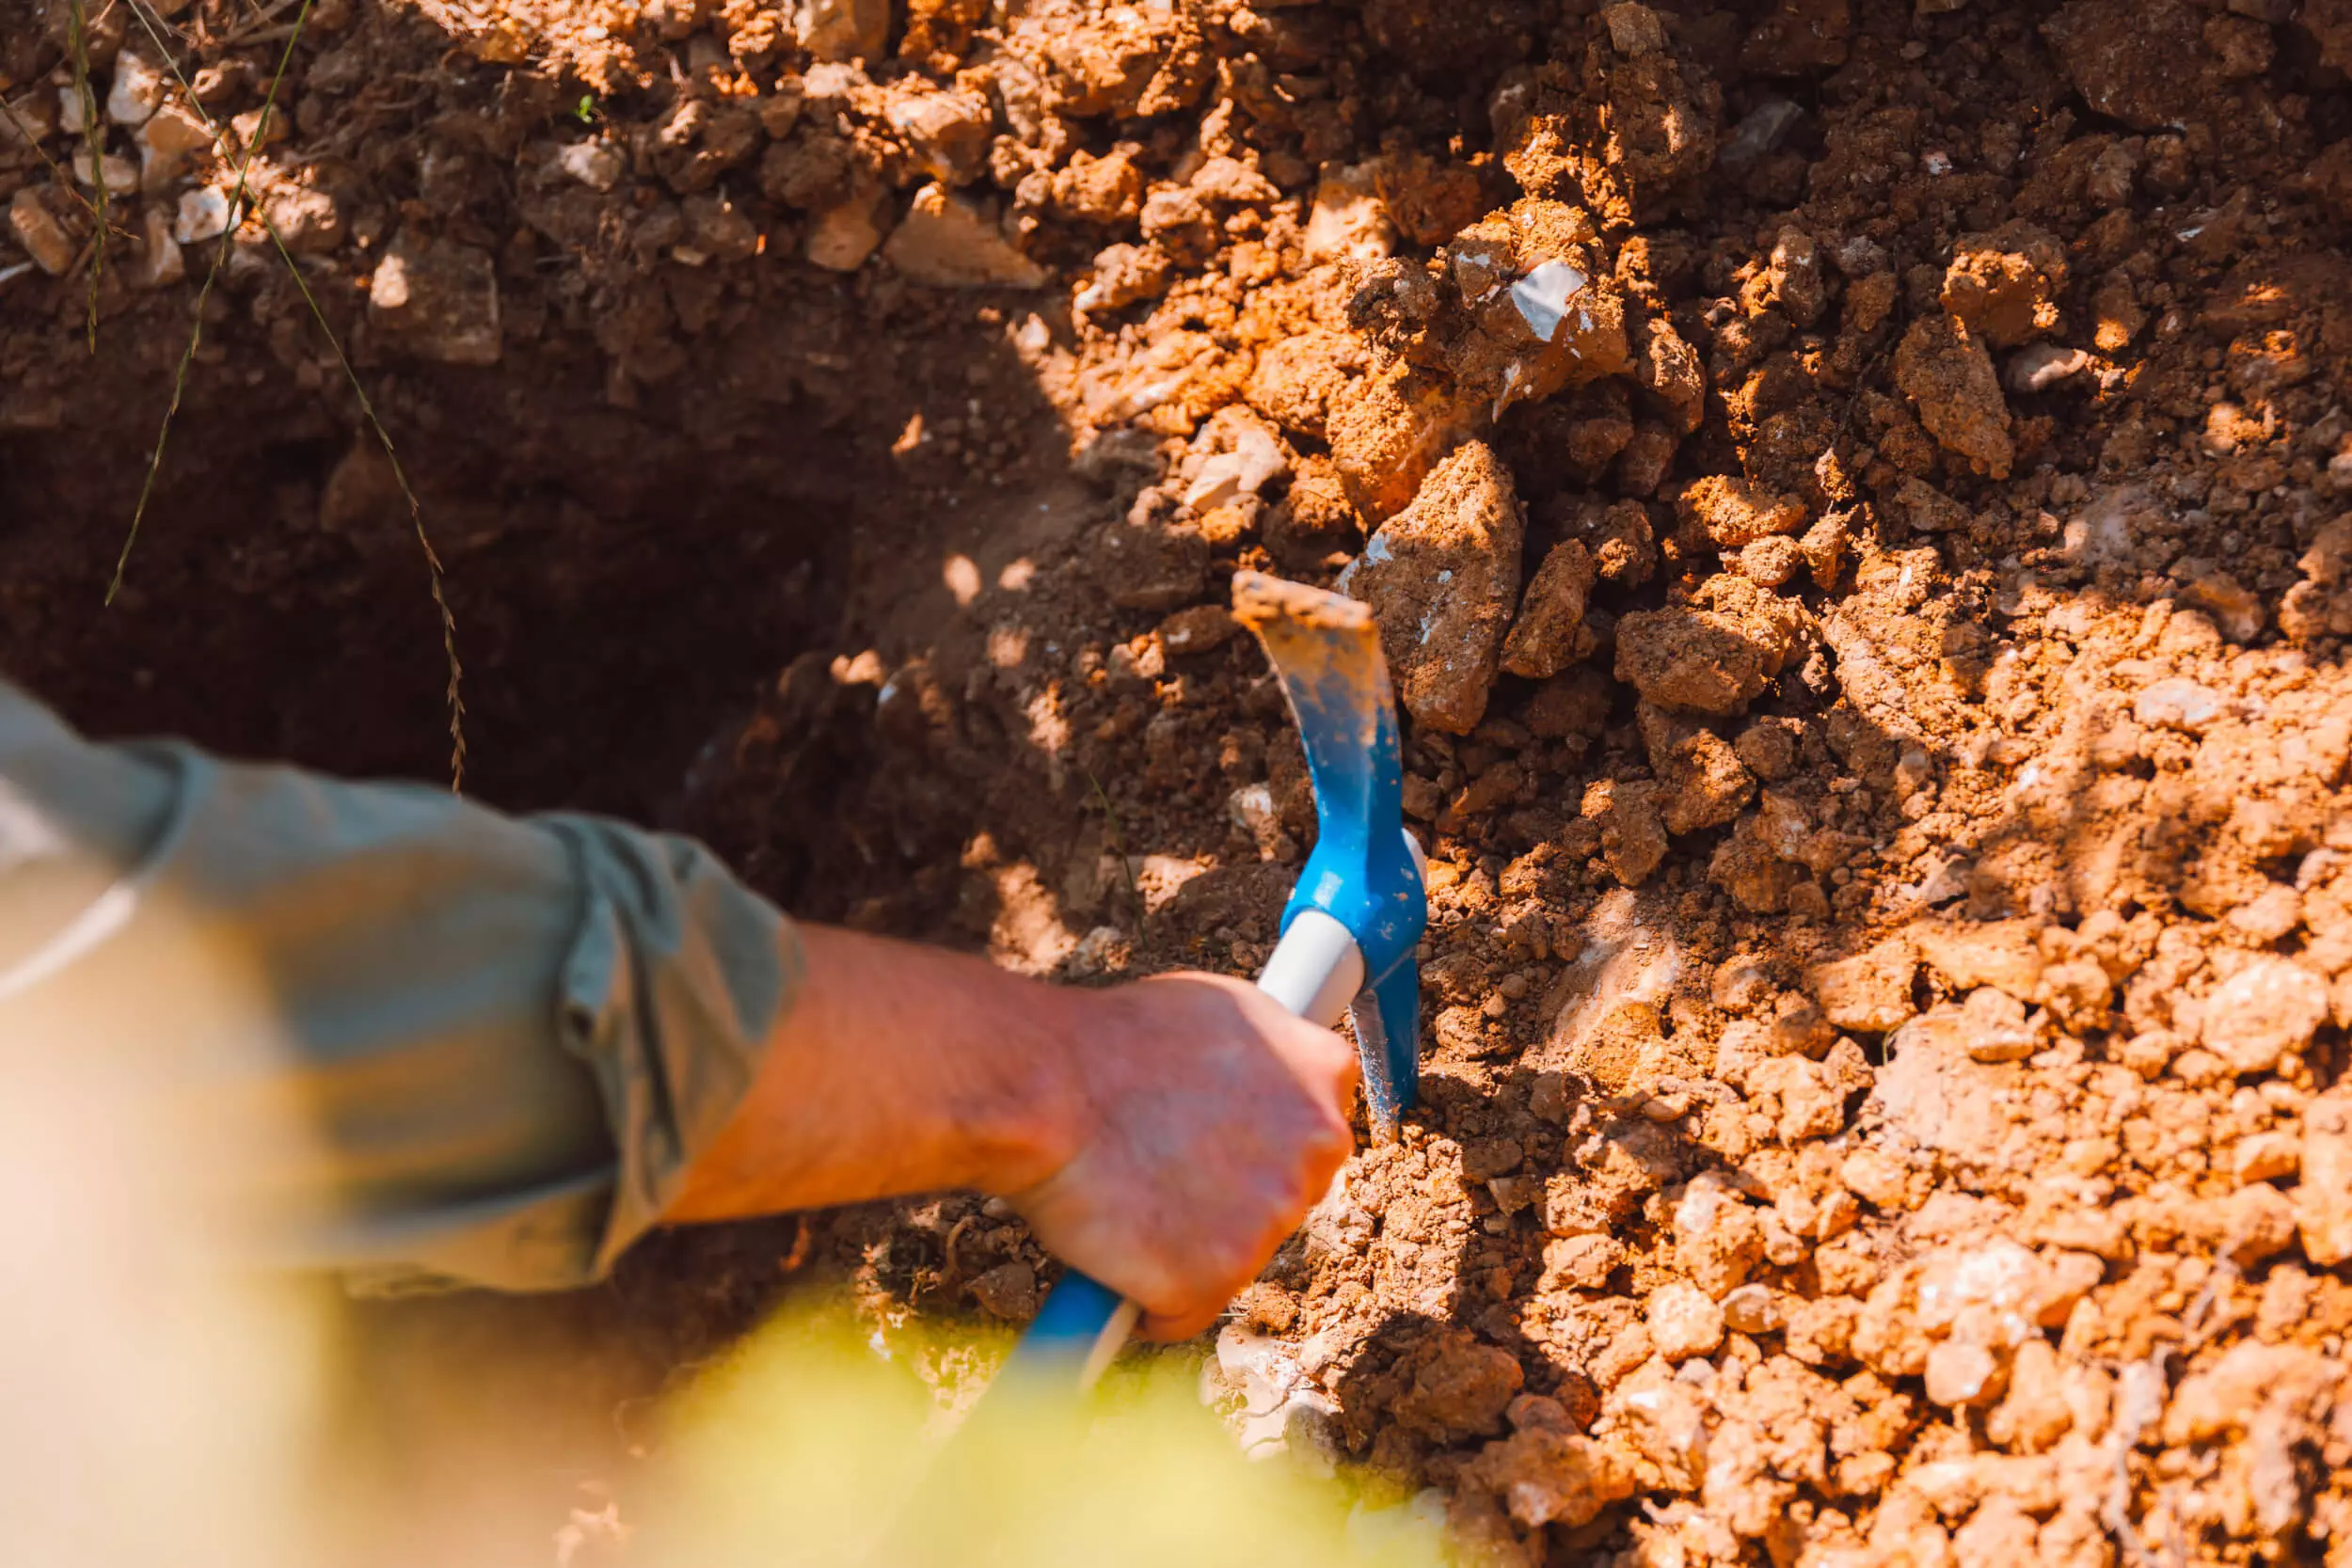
[665, 927, 1358, 1342]
[1008, 973, 1359, 1342]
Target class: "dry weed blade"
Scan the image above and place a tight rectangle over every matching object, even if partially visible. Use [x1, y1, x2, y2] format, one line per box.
[262, 224, 468, 790]
[119, 0, 466, 789]
[68, 0, 105, 347]
[1085, 769, 1147, 947]
[109, 0, 314, 605]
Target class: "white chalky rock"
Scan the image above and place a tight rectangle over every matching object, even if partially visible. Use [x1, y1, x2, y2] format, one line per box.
[175, 186, 231, 245]
[556, 139, 623, 192]
[2062, 484, 2152, 566]
[1613, 1369, 1709, 1487]
[1211, 1324, 1339, 1466]
[1341, 441, 1524, 734]
[1183, 426, 1289, 512]
[1215, 1325, 1300, 1418]
[882, 182, 1046, 289]
[2007, 341, 2089, 393]
[1721, 1283, 1784, 1335]
[107, 52, 167, 125]
[1226, 783, 1284, 859]
[1917, 1238, 2041, 1328]
[2201, 958, 2328, 1075]
[1673, 1171, 1763, 1298]
[1646, 1280, 1725, 1362]
[134, 206, 183, 288]
[2134, 678, 2224, 733]
[1508, 260, 1590, 344]
[72, 148, 139, 190]
[1301, 163, 1392, 263]
[1061, 925, 1125, 979]
[137, 103, 216, 192]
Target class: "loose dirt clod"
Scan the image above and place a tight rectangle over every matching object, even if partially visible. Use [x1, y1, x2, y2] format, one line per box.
[1343, 441, 1524, 735]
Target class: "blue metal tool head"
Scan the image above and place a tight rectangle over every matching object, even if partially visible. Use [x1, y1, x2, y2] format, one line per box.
[1231, 571, 1427, 1134]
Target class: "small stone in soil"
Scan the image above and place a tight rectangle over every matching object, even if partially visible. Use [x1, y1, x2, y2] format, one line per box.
[175, 186, 230, 245]
[2009, 342, 2090, 393]
[805, 187, 891, 272]
[882, 183, 1048, 289]
[557, 140, 625, 192]
[133, 207, 183, 290]
[8, 189, 74, 277]
[106, 52, 167, 126]
[1158, 605, 1236, 656]
[136, 103, 215, 193]
[2133, 678, 2224, 733]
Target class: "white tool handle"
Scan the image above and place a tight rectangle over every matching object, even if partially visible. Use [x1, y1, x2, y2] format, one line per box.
[1047, 911, 1367, 1389]
[1257, 909, 1369, 1026]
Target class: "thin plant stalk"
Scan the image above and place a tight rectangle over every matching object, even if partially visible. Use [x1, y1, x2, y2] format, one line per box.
[118, 0, 467, 788]
[66, 0, 105, 347]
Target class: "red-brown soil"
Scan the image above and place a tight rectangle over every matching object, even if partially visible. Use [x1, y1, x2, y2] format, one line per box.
[8, 0, 2352, 1562]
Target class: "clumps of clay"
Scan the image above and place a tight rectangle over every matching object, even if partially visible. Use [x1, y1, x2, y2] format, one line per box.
[1328, 195, 1655, 522]
[1941, 222, 2069, 349]
[1358, 197, 1632, 421]
[1499, 541, 1597, 680]
[1491, 2, 1724, 222]
[1616, 574, 1805, 717]
[1894, 311, 2015, 479]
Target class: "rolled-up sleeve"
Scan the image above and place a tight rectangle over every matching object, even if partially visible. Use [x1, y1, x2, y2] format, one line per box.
[0, 682, 803, 1294]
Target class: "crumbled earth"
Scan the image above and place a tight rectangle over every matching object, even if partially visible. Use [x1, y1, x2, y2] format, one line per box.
[8, 0, 2352, 1564]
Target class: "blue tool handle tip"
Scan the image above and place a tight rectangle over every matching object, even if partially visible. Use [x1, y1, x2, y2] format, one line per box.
[1003, 1269, 1136, 1394]
[1025, 1270, 1126, 1349]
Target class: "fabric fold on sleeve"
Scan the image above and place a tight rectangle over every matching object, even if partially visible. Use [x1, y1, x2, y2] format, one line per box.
[542, 815, 803, 1282]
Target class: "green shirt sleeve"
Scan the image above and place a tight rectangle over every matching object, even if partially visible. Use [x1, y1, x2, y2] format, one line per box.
[0, 680, 803, 1293]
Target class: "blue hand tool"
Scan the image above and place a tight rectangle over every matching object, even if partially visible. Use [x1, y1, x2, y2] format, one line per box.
[1003, 570, 1428, 1391]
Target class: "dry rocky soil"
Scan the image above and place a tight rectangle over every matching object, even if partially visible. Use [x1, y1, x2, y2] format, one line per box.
[10, 0, 2352, 1561]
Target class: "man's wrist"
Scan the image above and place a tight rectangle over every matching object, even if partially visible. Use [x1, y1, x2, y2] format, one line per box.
[961, 970, 1096, 1198]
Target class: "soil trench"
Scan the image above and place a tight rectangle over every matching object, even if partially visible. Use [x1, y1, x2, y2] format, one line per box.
[8, 0, 2352, 1562]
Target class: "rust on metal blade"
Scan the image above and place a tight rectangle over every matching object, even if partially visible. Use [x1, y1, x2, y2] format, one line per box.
[1231, 569, 1387, 735]
[1231, 569, 1374, 634]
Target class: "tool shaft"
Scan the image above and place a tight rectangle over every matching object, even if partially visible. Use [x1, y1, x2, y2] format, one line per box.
[1254, 909, 1367, 1023]
[1005, 913, 1365, 1388]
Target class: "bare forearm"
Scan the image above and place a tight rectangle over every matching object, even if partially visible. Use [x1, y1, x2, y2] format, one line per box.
[664, 924, 1086, 1222]
[664, 922, 1355, 1339]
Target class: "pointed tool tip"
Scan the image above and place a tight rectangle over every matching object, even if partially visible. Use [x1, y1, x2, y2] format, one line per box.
[1230, 569, 1374, 635]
